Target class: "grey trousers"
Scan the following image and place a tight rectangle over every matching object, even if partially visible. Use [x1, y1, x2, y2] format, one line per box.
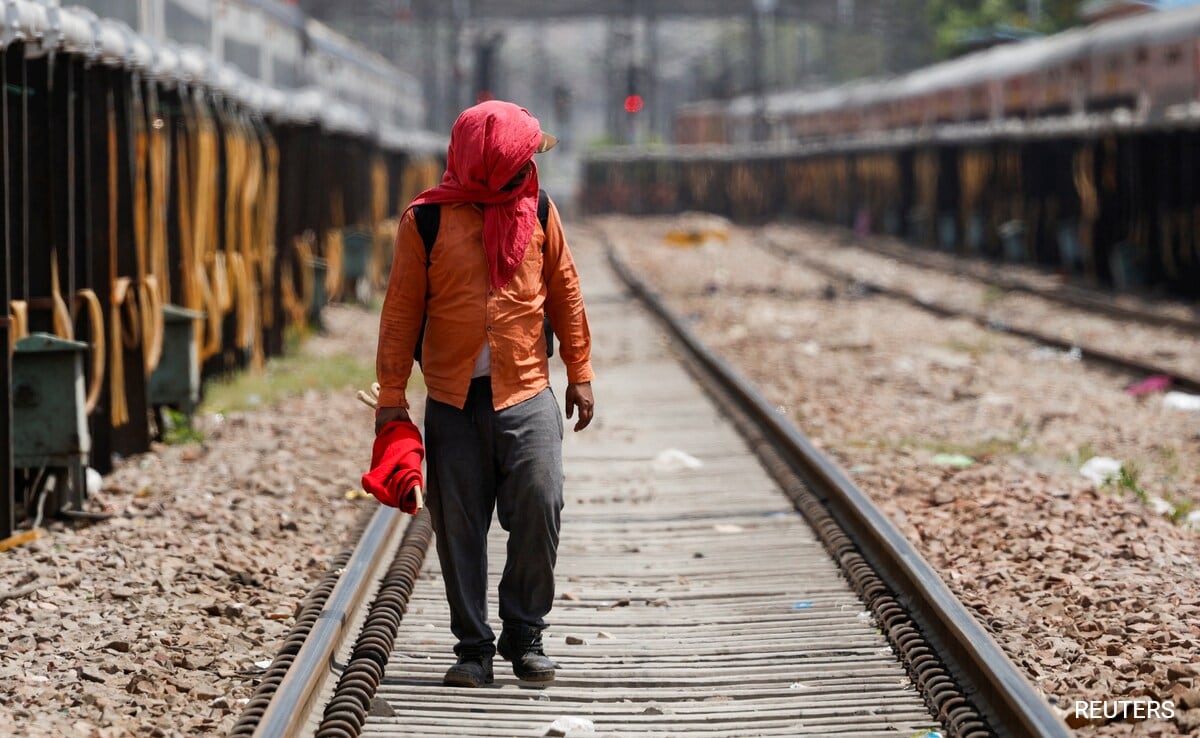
[424, 378, 564, 657]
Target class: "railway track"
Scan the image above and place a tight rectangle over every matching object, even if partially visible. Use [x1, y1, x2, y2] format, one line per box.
[230, 239, 1069, 738]
[829, 232, 1200, 335]
[759, 234, 1200, 395]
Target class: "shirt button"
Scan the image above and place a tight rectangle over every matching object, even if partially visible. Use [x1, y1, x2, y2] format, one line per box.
[489, 290, 495, 297]
[486, 326, 493, 332]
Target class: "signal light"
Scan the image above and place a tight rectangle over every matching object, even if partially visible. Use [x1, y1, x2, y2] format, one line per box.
[624, 95, 644, 114]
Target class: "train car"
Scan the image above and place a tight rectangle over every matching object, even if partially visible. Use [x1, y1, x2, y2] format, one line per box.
[0, 0, 445, 541]
[725, 94, 759, 144]
[1085, 5, 1200, 115]
[78, 0, 424, 128]
[1033, 28, 1092, 116]
[304, 18, 424, 129]
[674, 100, 728, 145]
[770, 84, 861, 141]
[675, 4, 1200, 145]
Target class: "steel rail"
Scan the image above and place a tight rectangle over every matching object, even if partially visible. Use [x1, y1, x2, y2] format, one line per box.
[313, 510, 434, 737]
[825, 232, 1200, 336]
[606, 243, 1071, 738]
[250, 505, 405, 738]
[761, 237, 1200, 395]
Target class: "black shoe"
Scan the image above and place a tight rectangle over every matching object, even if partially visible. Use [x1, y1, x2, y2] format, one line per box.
[443, 653, 494, 687]
[497, 625, 556, 682]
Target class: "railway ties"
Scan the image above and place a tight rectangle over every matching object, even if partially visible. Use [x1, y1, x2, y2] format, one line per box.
[241, 235, 1071, 737]
[360, 245, 938, 737]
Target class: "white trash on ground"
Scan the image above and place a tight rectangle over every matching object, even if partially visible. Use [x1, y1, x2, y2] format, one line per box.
[1148, 496, 1176, 516]
[1028, 346, 1082, 362]
[543, 716, 596, 736]
[1079, 456, 1123, 486]
[652, 448, 703, 472]
[86, 467, 103, 496]
[1163, 391, 1200, 412]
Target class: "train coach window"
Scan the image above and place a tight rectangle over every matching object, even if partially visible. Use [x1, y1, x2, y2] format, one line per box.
[1166, 46, 1184, 65]
[225, 38, 261, 78]
[1135, 48, 1149, 65]
[80, 0, 140, 27]
[272, 58, 301, 88]
[164, 0, 211, 49]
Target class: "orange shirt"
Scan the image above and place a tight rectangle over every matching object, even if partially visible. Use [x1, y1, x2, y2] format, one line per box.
[376, 198, 593, 411]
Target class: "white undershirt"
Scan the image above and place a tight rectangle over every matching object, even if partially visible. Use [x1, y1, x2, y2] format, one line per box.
[471, 339, 491, 378]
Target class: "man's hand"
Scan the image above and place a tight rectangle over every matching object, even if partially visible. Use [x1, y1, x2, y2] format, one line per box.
[564, 382, 594, 432]
[375, 406, 411, 435]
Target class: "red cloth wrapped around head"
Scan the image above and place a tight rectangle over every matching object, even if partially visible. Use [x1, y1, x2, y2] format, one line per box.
[407, 100, 546, 289]
[362, 420, 425, 514]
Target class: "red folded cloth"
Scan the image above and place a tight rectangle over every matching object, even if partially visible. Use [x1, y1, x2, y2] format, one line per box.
[362, 419, 425, 513]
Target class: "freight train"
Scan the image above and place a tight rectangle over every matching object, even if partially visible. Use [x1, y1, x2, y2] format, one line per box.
[77, 0, 425, 129]
[676, 5, 1200, 145]
[0, 0, 446, 541]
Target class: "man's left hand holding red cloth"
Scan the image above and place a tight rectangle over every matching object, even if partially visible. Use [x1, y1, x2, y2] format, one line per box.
[362, 410, 425, 514]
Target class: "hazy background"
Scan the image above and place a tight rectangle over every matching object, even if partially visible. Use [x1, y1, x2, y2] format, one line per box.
[298, 1, 1101, 142]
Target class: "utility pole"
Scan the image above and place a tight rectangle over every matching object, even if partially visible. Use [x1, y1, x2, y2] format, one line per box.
[447, 0, 468, 125]
[474, 32, 504, 104]
[751, 0, 777, 142]
[422, 4, 440, 129]
[645, 4, 659, 141]
[606, 17, 635, 144]
[1028, 0, 1043, 25]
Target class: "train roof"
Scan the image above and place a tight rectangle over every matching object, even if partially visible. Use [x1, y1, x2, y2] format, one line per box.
[305, 18, 402, 83]
[238, 0, 307, 30]
[760, 80, 889, 117]
[0, 0, 439, 153]
[598, 106, 1200, 163]
[680, 2, 1200, 122]
[1087, 1, 1200, 48]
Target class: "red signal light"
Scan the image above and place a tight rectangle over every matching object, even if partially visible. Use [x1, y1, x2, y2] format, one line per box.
[624, 94, 644, 114]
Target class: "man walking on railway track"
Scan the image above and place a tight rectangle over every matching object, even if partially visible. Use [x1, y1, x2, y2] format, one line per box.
[373, 100, 595, 688]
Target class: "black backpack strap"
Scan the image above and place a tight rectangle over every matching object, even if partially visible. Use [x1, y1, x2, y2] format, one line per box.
[413, 203, 441, 263]
[537, 189, 550, 235]
[536, 190, 555, 358]
[410, 204, 440, 364]
[416, 194, 542, 253]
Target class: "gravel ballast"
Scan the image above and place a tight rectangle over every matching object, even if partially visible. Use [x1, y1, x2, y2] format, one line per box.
[3, 220, 1198, 737]
[595, 214, 1200, 736]
[0, 304, 396, 737]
